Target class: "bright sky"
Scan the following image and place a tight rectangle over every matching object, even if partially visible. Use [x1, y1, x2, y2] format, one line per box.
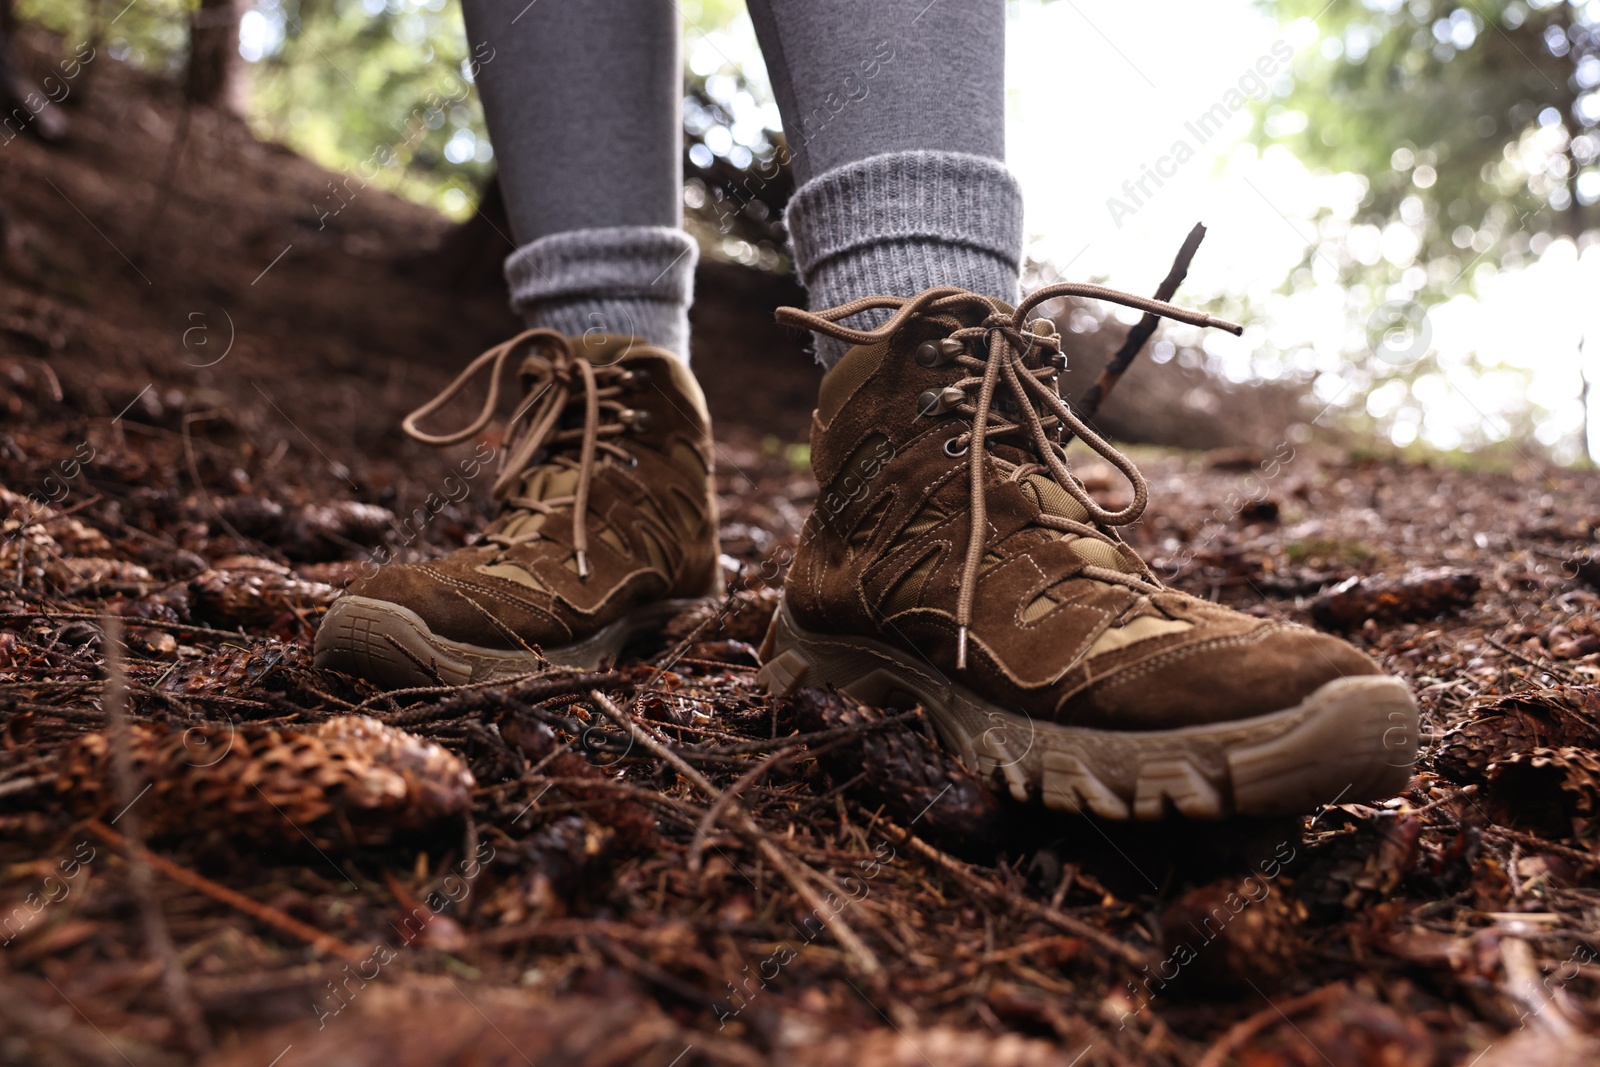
[1003, 0, 1598, 463]
[689, 0, 1597, 462]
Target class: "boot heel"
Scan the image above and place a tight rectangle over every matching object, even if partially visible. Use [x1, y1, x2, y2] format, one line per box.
[756, 605, 811, 696]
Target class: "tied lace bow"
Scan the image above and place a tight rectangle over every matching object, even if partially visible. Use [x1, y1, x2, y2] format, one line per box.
[401, 329, 646, 580]
[777, 283, 1242, 670]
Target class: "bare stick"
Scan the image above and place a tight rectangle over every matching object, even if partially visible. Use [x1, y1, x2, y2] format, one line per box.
[356, 667, 619, 717]
[0, 774, 42, 799]
[1486, 826, 1600, 871]
[1074, 222, 1209, 424]
[101, 617, 212, 1056]
[0, 610, 250, 642]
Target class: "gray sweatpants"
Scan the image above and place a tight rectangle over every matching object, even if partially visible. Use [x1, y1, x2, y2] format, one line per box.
[460, 0, 1022, 366]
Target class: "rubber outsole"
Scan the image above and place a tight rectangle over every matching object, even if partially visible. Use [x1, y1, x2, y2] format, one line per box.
[756, 597, 1418, 820]
[313, 594, 704, 689]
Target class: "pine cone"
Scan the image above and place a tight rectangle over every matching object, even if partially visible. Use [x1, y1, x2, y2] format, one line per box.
[214, 496, 288, 539]
[1160, 875, 1307, 991]
[189, 557, 340, 627]
[799, 1025, 1069, 1067]
[1310, 569, 1479, 630]
[57, 715, 474, 848]
[1433, 686, 1600, 784]
[289, 501, 397, 561]
[791, 688, 1005, 860]
[1296, 813, 1422, 920]
[662, 586, 781, 645]
[212, 499, 397, 562]
[1484, 747, 1600, 844]
[43, 557, 155, 590]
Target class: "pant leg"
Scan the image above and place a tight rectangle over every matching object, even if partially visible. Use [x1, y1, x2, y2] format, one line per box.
[461, 0, 696, 359]
[747, 0, 1023, 365]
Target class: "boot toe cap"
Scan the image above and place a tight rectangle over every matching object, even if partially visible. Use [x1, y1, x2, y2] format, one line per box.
[1062, 622, 1385, 730]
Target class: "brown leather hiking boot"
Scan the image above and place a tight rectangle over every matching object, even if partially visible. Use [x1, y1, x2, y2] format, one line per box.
[757, 285, 1417, 820]
[314, 331, 720, 689]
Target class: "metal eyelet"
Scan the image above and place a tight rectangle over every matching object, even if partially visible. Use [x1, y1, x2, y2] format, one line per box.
[943, 436, 969, 457]
[917, 387, 966, 418]
[624, 453, 639, 468]
[619, 408, 653, 432]
[916, 338, 965, 368]
[619, 368, 652, 389]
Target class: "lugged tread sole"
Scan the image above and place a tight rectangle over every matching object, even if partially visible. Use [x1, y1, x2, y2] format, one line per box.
[313, 594, 705, 689]
[756, 597, 1418, 820]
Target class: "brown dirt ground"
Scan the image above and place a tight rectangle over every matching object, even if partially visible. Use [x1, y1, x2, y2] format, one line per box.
[3, 27, 1600, 1067]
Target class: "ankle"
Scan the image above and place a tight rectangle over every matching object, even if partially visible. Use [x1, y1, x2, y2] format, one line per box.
[504, 225, 698, 360]
[784, 151, 1023, 367]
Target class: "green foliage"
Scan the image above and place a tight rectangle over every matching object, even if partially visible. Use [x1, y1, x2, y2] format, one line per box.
[1255, 0, 1598, 463]
[19, 0, 493, 216]
[245, 0, 492, 216]
[1259, 0, 1599, 291]
[18, 0, 192, 74]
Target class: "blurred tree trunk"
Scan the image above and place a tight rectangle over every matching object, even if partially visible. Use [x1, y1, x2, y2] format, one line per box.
[0, 0, 68, 141]
[77, 0, 108, 101]
[185, 0, 243, 110]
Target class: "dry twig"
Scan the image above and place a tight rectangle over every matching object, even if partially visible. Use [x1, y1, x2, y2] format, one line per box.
[1074, 222, 1208, 424]
[892, 822, 1149, 967]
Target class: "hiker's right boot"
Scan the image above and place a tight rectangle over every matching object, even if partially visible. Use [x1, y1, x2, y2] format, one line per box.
[758, 285, 1418, 820]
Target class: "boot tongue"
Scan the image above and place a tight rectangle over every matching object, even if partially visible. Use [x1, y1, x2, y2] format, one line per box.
[1019, 473, 1089, 524]
[485, 465, 583, 542]
[500, 333, 645, 525]
[966, 300, 1061, 430]
[515, 333, 643, 388]
[519, 466, 580, 505]
[1017, 472, 1138, 573]
[566, 333, 641, 367]
[534, 331, 640, 374]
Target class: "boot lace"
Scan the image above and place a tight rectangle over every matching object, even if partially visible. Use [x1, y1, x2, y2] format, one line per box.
[401, 330, 647, 580]
[777, 283, 1242, 669]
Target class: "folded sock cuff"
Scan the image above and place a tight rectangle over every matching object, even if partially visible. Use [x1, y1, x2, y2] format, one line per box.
[785, 150, 1023, 293]
[503, 225, 697, 359]
[784, 151, 1024, 364]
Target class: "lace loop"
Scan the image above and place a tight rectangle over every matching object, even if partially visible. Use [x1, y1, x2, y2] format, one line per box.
[401, 330, 634, 581]
[777, 282, 1242, 669]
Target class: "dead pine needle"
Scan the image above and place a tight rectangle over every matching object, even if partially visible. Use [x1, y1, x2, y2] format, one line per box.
[1195, 983, 1346, 1067]
[588, 689, 885, 980]
[101, 616, 212, 1057]
[88, 819, 368, 966]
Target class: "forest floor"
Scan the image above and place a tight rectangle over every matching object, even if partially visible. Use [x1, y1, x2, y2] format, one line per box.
[3, 28, 1600, 1067]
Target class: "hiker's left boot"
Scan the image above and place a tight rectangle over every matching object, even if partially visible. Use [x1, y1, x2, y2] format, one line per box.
[314, 330, 720, 689]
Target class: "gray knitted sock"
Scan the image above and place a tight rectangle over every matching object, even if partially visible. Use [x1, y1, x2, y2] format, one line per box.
[504, 226, 698, 361]
[784, 150, 1024, 367]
